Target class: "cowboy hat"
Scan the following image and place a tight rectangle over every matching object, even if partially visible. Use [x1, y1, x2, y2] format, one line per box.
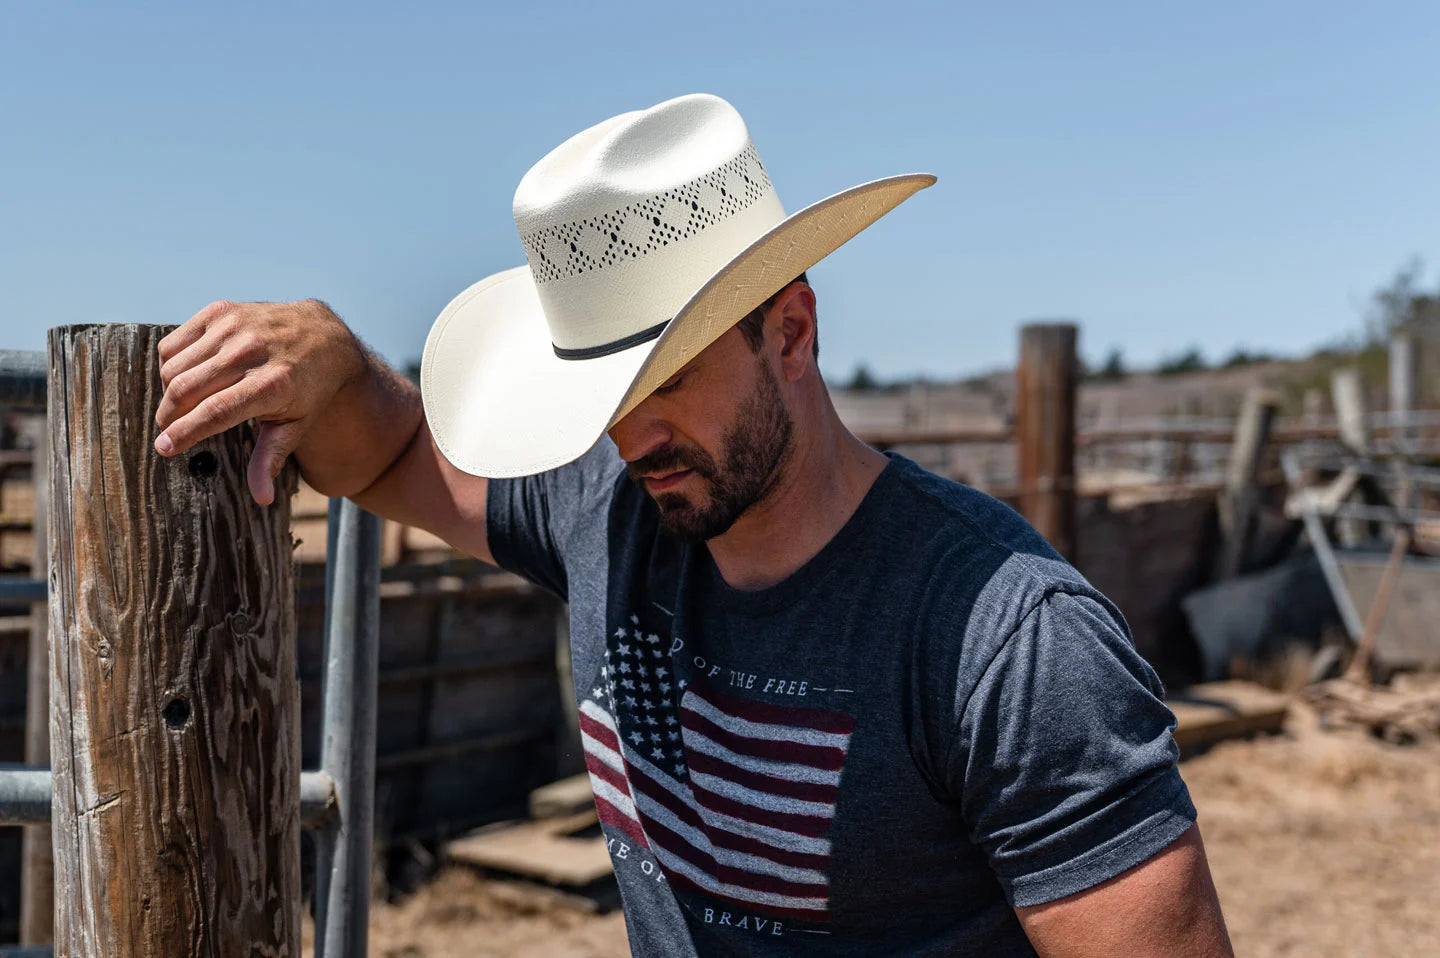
[421, 93, 935, 478]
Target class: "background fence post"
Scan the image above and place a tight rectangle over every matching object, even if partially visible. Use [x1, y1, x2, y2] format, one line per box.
[46, 324, 301, 957]
[1216, 387, 1279, 579]
[1016, 323, 1078, 558]
[1330, 367, 1370, 546]
[19, 421, 52, 945]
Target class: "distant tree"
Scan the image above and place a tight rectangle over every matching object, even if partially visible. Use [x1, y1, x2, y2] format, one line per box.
[1368, 257, 1440, 343]
[1156, 346, 1207, 376]
[1219, 348, 1274, 369]
[1097, 347, 1126, 381]
[845, 363, 882, 391]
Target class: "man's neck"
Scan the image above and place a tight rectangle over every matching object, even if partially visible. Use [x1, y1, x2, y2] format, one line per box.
[705, 400, 888, 592]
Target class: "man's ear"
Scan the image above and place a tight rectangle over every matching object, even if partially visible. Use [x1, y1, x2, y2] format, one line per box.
[770, 282, 817, 383]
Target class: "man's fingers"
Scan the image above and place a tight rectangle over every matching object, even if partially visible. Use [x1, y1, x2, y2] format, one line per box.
[247, 420, 306, 506]
[159, 329, 226, 390]
[155, 374, 279, 457]
[158, 300, 233, 363]
[155, 353, 247, 431]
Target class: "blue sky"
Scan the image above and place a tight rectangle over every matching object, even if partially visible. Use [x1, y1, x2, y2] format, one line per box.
[2, 1, 1437, 380]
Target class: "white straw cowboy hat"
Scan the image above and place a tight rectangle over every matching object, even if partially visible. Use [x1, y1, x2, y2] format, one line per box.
[421, 93, 935, 478]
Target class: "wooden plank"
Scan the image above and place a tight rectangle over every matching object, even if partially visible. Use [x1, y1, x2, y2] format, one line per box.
[47, 325, 301, 957]
[1169, 680, 1290, 753]
[447, 811, 613, 888]
[530, 774, 596, 820]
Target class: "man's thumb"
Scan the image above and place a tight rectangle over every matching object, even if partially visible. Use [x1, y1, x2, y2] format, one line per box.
[248, 420, 305, 506]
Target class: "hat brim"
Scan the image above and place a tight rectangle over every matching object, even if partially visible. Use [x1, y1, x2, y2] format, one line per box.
[422, 173, 936, 478]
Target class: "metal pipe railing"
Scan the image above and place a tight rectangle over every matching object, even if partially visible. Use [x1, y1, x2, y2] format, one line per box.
[312, 498, 382, 958]
[0, 766, 337, 829]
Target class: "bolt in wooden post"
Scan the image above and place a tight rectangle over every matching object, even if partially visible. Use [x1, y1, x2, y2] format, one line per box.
[1016, 323, 1077, 558]
[47, 325, 300, 957]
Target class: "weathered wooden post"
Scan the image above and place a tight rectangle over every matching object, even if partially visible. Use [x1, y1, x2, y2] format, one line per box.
[1216, 387, 1279, 579]
[1331, 367, 1369, 546]
[1016, 323, 1077, 558]
[21, 426, 53, 946]
[1331, 367, 1368, 455]
[47, 325, 300, 957]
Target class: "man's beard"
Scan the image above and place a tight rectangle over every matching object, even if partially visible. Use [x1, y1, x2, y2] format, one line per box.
[626, 360, 795, 544]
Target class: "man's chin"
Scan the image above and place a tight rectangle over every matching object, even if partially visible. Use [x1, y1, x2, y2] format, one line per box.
[654, 494, 737, 544]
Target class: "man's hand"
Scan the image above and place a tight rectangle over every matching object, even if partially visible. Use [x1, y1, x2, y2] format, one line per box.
[154, 299, 368, 504]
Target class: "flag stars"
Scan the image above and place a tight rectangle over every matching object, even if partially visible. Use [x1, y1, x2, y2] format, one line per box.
[624, 695, 638, 707]
[650, 732, 662, 743]
[671, 749, 683, 759]
[659, 682, 672, 694]
[667, 731, 680, 742]
[620, 679, 635, 690]
[646, 633, 660, 644]
[645, 715, 658, 726]
[614, 626, 627, 639]
[629, 731, 644, 745]
[630, 613, 639, 625]
[617, 643, 631, 656]
[655, 666, 668, 679]
[617, 662, 631, 674]
[664, 716, 678, 726]
[652, 748, 665, 760]
[642, 700, 654, 710]
[640, 682, 652, 692]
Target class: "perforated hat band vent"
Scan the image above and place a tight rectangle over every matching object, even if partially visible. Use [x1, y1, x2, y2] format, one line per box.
[518, 143, 780, 359]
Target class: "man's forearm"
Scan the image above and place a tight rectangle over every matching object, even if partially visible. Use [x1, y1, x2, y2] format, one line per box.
[294, 347, 424, 500]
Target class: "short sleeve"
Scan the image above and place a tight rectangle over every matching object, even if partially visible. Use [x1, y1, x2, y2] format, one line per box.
[952, 591, 1197, 907]
[485, 439, 625, 600]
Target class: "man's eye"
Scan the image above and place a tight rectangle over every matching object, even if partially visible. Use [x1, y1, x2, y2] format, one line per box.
[655, 376, 684, 395]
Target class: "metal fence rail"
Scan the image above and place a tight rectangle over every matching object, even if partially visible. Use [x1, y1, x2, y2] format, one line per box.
[0, 347, 380, 958]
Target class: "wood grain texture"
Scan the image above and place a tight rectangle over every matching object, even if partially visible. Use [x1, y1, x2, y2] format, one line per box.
[1016, 323, 1077, 558]
[47, 325, 300, 957]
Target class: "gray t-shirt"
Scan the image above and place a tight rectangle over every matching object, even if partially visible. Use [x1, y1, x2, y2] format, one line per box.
[487, 442, 1196, 956]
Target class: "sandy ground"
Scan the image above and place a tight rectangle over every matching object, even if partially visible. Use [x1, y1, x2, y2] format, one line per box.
[328, 691, 1440, 957]
[336, 872, 630, 958]
[1185, 698, 1440, 957]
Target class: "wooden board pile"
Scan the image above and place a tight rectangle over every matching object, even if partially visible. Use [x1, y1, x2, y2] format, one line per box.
[1304, 675, 1440, 745]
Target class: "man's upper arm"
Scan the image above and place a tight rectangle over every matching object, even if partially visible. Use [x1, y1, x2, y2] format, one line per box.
[951, 589, 1200, 906]
[1015, 823, 1233, 957]
[351, 419, 495, 565]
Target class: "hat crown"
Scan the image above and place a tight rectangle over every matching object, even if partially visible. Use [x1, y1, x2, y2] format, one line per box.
[515, 94, 750, 228]
[510, 94, 787, 355]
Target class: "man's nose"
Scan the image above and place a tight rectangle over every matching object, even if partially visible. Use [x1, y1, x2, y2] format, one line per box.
[608, 400, 673, 464]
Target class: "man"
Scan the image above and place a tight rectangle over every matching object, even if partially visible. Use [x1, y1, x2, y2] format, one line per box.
[153, 94, 1231, 956]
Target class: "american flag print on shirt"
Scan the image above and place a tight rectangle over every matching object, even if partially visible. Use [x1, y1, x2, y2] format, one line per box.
[578, 620, 857, 924]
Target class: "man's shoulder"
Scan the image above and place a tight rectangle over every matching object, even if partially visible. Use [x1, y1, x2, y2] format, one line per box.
[877, 455, 1110, 639]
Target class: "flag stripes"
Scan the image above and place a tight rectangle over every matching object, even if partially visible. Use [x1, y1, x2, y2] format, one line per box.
[576, 670, 855, 922]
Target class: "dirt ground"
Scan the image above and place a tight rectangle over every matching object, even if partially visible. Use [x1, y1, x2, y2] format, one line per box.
[333, 690, 1440, 958]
